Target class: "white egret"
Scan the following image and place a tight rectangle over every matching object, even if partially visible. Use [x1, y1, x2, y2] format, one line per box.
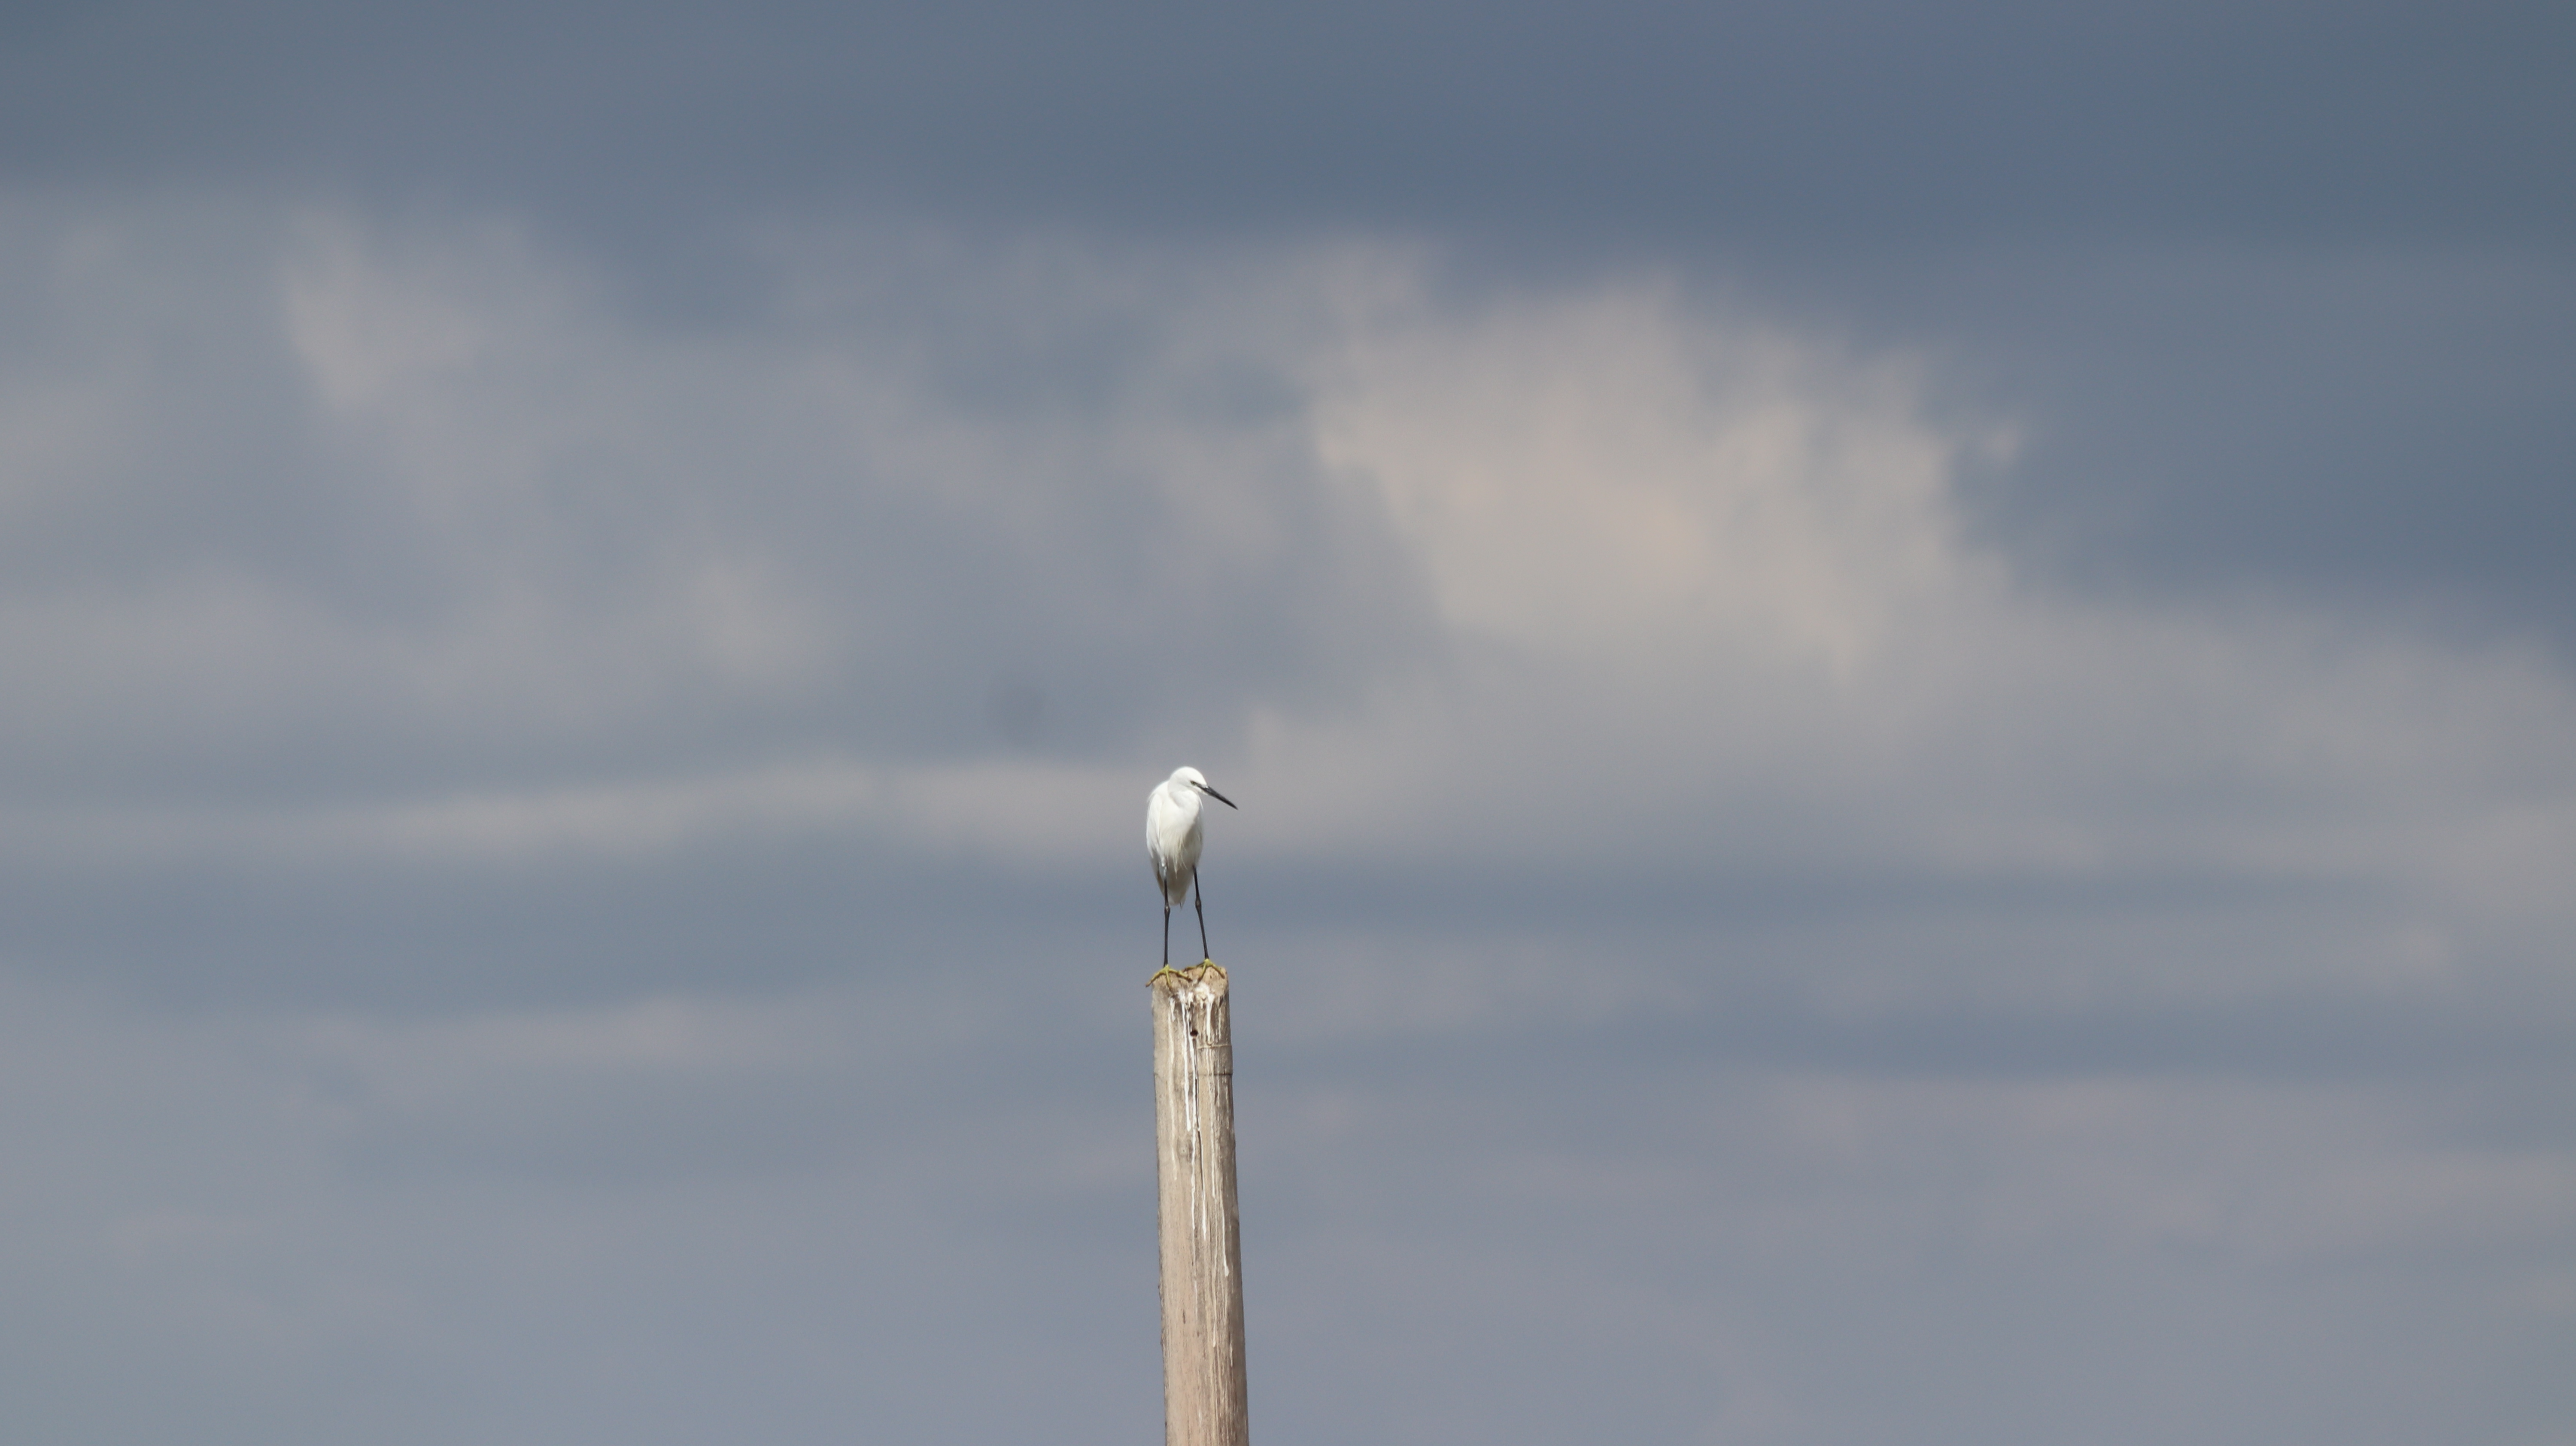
[1148, 766, 1237, 972]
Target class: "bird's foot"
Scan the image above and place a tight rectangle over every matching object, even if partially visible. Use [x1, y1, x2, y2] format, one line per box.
[1148, 963, 1186, 985]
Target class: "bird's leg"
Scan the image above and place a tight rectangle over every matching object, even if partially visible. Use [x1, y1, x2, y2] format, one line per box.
[1151, 902, 1182, 982]
[1194, 873, 1212, 965]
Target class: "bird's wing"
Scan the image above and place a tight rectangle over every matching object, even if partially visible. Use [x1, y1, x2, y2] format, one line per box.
[1145, 782, 1202, 902]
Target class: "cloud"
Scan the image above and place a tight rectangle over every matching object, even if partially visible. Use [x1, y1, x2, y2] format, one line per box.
[1222, 265, 2576, 1020]
[6, 203, 2573, 979]
[1312, 279, 1990, 671]
[0, 196, 2570, 1445]
[0, 205, 1437, 799]
[2, 960, 2565, 1446]
[11, 0, 2571, 261]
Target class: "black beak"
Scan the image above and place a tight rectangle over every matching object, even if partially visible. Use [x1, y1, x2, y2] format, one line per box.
[1200, 784, 1238, 809]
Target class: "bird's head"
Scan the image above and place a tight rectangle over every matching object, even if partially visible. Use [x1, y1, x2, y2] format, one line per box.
[1173, 766, 1237, 809]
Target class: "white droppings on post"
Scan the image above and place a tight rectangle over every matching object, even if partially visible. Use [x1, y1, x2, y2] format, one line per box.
[1151, 963, 1249, 1446]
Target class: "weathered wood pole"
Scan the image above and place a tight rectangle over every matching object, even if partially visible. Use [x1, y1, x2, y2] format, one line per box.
[1151, 963, 1249, 1446]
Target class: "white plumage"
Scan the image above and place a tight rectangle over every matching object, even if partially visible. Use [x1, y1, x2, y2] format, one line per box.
[1148, 765, 1236, 970]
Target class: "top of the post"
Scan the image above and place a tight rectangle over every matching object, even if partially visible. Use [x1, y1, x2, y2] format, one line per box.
[1150, 962, 1228, 1001]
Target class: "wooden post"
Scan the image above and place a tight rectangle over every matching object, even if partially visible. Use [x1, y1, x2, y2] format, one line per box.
[1151, 963, 1249, 1446]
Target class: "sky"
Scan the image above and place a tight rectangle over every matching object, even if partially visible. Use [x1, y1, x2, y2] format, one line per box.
[2, 2, 2572, 1443]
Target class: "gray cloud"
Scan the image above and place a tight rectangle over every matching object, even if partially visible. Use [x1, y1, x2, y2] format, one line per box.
[0, 205, 1443, 809]
[9, 0, 2571, 252]
[1, 7, 2573, 1434]
[1827, 245, 2576, 646]
[15, 0, 2568, 638]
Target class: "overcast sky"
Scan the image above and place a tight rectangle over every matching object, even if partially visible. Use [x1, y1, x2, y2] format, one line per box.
[3, 3, 2572, 1443]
